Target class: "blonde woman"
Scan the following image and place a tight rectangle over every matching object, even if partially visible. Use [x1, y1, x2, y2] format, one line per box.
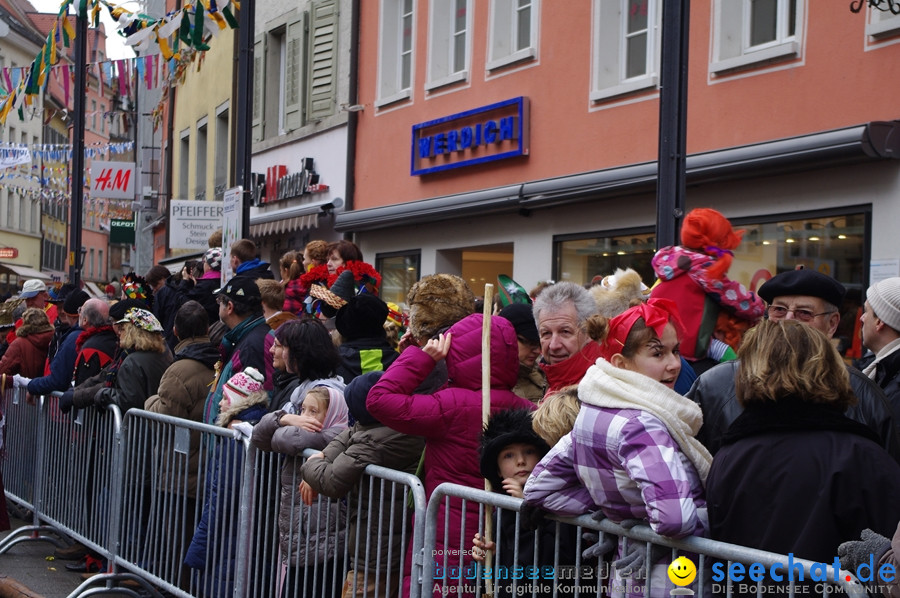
[708, 319, 900, 566]
[77, 308, 172, 413]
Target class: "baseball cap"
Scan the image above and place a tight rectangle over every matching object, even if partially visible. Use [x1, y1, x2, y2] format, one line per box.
[215, 276, 261, 303]
[19, 279, 47, 299]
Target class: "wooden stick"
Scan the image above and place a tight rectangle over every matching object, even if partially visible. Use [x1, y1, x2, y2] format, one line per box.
[482, 283, 494, 598]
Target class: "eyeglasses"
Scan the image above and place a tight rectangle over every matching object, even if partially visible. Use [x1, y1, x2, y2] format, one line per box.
[766, 305, 835, 322]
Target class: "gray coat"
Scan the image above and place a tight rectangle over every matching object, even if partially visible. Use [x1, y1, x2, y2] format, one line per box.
[252, 410, 346, 567]
[301, 423, 424, 574]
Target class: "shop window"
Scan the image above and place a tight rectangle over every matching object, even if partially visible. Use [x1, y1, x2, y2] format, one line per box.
[376, 251, 421, 308]
[553, 209, 867, 354]
[377, 0, 415, 106]
[591, 0, 660, 101]
[866, 3, 900, 38]
[710, 0, 802, 74]
[487, 0, 538, 70]
[426, 0, 470, 90]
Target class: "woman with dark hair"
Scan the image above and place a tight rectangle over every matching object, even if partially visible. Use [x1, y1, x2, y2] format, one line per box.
[707, 320, 900, 565]
[251, 318, 347, 597]
[325, 240, 363, 275]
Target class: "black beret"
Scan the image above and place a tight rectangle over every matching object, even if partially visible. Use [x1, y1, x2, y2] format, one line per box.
[109, 298, 149, 321]
[498, 303, 539, 345]
[758, 269, 846, 308]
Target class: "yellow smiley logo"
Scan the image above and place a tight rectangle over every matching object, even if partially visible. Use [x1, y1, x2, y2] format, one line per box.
[667, 556, 697, 586]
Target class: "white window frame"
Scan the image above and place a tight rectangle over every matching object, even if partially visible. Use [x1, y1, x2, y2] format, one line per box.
[591, 0, 660, 102]
[377, 0, 416, 107]
[487, 0, 539, 70]
[425, 0, 471, 90]
[711, 0, 802, 74]
[866, 4, 900, 38]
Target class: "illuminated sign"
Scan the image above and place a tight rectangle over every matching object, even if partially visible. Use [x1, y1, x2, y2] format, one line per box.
[252, 159, 329, 205]
[411, 97, 530, 176]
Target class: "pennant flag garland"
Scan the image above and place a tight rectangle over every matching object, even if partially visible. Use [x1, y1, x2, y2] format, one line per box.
[0, 0, 239, 124]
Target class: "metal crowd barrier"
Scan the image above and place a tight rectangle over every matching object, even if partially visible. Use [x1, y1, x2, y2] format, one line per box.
[421, 482, 869, 598]
[0, 387, 124, 562]
[0, 386, 59, 552]
[52, 408, 429, 598]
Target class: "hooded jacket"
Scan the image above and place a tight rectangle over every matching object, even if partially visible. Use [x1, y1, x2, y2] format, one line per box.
[251, 386, 349, 567]
[73, 325, 118, 386]
[184, 390, 269, 598]
[0, 323, 53, 378]
[367, 313, 535, 596]
[145, 336, 219, 499]
[27, 324, 82, 396]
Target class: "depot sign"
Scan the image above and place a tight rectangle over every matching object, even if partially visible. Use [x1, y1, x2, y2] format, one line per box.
[169, 199, 224, 250]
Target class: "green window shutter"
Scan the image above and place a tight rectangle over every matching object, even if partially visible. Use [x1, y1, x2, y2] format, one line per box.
[252, 35, 266, 142]
[307, 0, 338, 121]
[284, 15, 306, 131]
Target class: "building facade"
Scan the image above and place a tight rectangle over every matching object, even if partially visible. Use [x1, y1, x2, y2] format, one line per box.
[343, 0, 900, 349]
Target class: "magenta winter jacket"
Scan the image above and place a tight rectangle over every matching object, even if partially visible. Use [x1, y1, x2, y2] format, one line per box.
[368, 313, 535, 597]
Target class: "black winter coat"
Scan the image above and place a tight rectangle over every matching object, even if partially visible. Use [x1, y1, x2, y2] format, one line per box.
[688, 359, 900, 462]
[707, 399, 900, 563]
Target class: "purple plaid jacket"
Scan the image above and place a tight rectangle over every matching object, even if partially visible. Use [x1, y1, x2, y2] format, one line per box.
[524, 404, 707, 539]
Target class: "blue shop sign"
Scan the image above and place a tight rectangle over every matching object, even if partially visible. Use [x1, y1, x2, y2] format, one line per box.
[411, 97, 530, 176]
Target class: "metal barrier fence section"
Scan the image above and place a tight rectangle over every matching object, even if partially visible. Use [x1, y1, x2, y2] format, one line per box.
[421, 482, 869, 598]
[55, 408, 428, 598]
[0, 386, 58, 553]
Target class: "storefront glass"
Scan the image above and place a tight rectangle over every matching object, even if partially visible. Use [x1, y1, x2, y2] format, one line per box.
[554, 209, 869, 354]
[377, 251, 421, 308]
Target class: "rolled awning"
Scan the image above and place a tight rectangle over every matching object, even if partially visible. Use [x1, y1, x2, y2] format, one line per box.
[249, 197, 343, 237]
[0, 262, 53, 281]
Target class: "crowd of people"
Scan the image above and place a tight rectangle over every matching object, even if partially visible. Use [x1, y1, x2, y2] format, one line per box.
[1, 208, 900, 597]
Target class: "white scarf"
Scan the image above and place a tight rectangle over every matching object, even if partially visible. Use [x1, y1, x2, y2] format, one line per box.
[578, 358, 712, 484]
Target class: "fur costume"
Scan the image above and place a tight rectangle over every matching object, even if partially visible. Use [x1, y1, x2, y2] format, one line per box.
[406, 274, 475, 341]
[590, 268, 650, 318]
[479, 408, 550, 492]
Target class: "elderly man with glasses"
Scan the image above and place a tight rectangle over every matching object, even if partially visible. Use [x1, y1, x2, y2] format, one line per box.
[689, 268, 900, 462]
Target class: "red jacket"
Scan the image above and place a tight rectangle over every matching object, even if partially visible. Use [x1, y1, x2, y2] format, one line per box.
[0, 328, 54, 377]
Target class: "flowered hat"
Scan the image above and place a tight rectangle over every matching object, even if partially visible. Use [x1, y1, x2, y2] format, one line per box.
[204, 247, 223, 271]
[117, 307, 163, 333]
[223, 367, 265, 403]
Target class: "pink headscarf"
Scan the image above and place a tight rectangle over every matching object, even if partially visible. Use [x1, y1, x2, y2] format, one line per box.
[598, 298, 685, 362]
[318, 386, 349, 431]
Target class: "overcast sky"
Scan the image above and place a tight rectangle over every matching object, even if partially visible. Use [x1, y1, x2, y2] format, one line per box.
[27, 0, 135, 60]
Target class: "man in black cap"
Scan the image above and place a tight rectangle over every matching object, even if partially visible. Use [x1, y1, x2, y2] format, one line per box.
[688, 268, 900, 462]
[202, 276, 273, 424]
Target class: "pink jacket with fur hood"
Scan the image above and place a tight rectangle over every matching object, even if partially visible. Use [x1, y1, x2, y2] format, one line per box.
[367, 313, 535, 596]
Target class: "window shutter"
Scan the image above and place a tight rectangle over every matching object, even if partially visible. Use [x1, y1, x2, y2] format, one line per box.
[284, 15, 306, 131]
[252, 35, 266, 142]
[307, 0, 338, 120]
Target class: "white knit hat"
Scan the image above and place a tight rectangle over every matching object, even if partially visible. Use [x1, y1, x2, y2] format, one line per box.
[223, 367, 265, 403]
[867, 277, 900, 332]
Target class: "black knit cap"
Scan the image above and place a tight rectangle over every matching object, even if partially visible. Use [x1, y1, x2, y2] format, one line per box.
[336, 294, 389, 341]
[758, 269, 846, 308]
[62, 290, 90, 316]
[498, 303, 539, 345]
[479, 408, 550, 493]
[345, 371, 383, 426]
